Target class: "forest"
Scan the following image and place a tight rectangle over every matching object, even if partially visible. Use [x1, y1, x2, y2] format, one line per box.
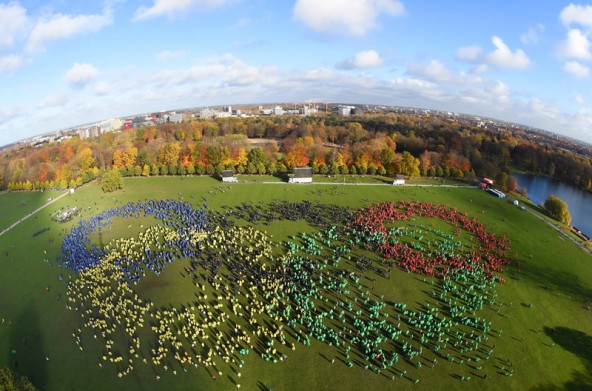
[1, 113, 591, 192]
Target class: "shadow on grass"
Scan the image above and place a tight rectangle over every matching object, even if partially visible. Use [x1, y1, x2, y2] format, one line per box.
[7, 305, 47, 390]
[273, 173, 290, 183]
[530, 327, 592, 391]
[374, 176, 394, 185]
[519, 265, 592, 303]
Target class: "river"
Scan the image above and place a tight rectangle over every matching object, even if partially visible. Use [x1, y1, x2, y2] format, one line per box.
[514, 173, 592, 238]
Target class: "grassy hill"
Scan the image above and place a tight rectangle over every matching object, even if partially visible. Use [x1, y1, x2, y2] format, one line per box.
[0, 176, 590, 390]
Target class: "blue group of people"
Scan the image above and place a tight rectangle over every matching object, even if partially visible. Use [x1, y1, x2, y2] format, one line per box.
[59, 199, 209, 281]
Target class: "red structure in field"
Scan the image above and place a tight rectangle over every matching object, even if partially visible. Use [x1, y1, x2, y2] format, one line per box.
[479, 177, 494, 189]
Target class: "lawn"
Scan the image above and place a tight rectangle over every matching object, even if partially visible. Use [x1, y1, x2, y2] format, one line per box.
[0, 176, 590, 391]
[0, 190, 65, 231]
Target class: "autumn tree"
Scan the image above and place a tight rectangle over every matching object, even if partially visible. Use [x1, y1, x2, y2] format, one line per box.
[233, 148, 248, 168]
[380, 148, 397, 175]
[544, 195, 572, 225]
[419, 150, 432, 175]
[205, 145, 229, 167]
[506, 175, 518, 192]
[76, 146, 96, 172]
[158, 143, 181, 167]
[284, 146, 309, 168]
[101, 169, 123, 193]
[113, 147, 138, 169]
[400, 151, 420, 177]
[247, 148, 269, 167]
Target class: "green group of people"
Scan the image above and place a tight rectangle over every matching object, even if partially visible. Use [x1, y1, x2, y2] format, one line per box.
[65, 201, 510, 385]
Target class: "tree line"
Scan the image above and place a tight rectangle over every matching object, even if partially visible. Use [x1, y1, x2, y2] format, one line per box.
[0, 114, 590, 192]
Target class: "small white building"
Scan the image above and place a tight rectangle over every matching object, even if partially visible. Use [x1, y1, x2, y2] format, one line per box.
[393, 179, 405, 185]
[289, 167, 313, 184]
[221, 170, 238, 183]
[274, 106, 284, 115]
[168, 113, 183, 123]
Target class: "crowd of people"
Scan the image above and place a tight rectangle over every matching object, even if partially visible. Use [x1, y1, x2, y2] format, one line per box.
[60, 200, 510, 384]
[60, 199, 209, 275]
[352, 201, 512, 280]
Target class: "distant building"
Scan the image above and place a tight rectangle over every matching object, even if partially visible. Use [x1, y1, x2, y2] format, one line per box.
[77, 126, 99, 139]
[289, 167, 313, 184]
[200, 108, 216, 118]
[168, 113, 183, 123]
[274, 106, 284, 115]
[332, 105, 354, 116]
[221, 170, 238, 183]
[301, 106, 318, 116]
[479, 177, 494, 189]
[487, 188, 506, 198]
[393, 174, 405, 185]
[98, 118, 123, 133]
[214, 111, 232, 119]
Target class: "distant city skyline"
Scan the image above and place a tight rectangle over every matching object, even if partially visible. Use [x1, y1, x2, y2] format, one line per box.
[2, 1, 592, 146]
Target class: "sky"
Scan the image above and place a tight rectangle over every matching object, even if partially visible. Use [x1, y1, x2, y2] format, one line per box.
[2, 1, 592, 146]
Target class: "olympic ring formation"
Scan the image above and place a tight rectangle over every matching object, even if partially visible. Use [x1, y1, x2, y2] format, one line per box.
[60, 200, 512, 382]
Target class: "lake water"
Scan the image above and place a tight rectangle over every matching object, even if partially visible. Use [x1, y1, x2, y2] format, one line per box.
[514, 173, 592, 238]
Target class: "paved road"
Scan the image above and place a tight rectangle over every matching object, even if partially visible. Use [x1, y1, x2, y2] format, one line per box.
[0, 190, 70, 237]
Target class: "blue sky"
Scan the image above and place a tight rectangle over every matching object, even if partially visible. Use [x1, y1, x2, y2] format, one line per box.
[2, 0, 592, 146]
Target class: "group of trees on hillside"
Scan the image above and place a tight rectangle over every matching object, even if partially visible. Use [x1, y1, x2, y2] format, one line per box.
[0, 114, 590, 193]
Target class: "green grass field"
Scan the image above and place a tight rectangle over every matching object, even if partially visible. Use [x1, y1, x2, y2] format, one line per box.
[0, 176, 590, 391]
[0, 191, 64, 231]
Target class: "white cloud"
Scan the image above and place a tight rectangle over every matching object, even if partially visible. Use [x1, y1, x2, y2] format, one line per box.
[574, 93, 585, 105]
[232, 17, 251, 29]
[456, 45, 481, 61]
[93, 81, 112, 95]
[37, 91, 72, 109]
[0, 54, 25, 73]
[134, 0, 230, 21]
[490, 80, 510, 95]
[64, 63, 100, 85]
[557, 28, 591, 59]
[457, 36, 531, 70]
[337, 50, 383, 69]
[0, 105, 25, 125]
[5, 52, 592, 147]
[151, 63, 227, 86]
[156, 50, 186, 62]
[293, 0, 404, 36]
[299, 68, 337, 82]
[0, 2, 28, 48]
[520, 24, 545, 45]
[407, 60, 482, 85]
[26, 9, 112, 53]
[485, 36, 531, 69]
[564, 60, 590, 78]
[560, 4, 592, 28]
[231, 39, 265, 50]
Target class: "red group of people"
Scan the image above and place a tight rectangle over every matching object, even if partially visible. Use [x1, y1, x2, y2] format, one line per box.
[352, 201, 511, 280]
